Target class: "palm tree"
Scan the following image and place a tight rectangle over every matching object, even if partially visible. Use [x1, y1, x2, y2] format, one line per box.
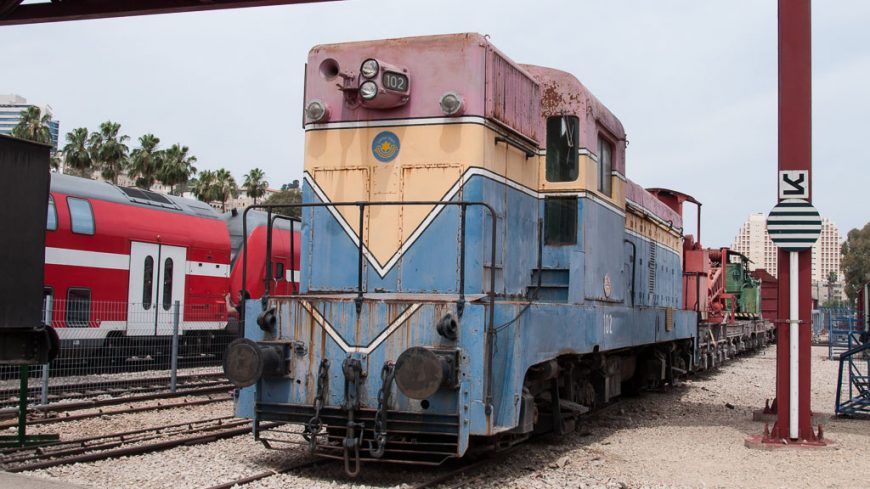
[243, 168, 268, 205]
[62, 128, 92, 177]
[88, 121, 129, 185]
[159, 144, 197, 195]
[192, 170, 217, 203]
[128, 134, 163, 189]
[11, 106, 52, 145]
[213, 168, 239, 212]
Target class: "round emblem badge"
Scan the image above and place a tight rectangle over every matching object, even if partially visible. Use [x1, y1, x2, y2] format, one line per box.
[603, 274, 612, 298]
[372, 131, 400, 162]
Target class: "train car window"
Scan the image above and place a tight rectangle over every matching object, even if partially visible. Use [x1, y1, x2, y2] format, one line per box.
[162, 258, 173, 311]
[67, 197, 95, 235]
[66, 288, 91, 328]
[546, 116, 579, 182]
[143, 256, 154, 310]
[598, 135, 613, 197]
[544, 197, 578, 245]
[43, 288, 53, 325]
[47, 195, 57, 231]
[275, 262, 285, 280]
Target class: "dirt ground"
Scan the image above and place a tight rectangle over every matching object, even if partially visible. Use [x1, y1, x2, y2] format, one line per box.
[497, 345, 869, 489]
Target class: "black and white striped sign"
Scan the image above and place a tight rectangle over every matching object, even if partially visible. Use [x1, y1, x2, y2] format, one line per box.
[767, 199, 822, 251]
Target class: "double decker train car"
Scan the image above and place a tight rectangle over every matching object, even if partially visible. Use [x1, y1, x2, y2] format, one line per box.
[223, 33, 773, 475]
[43, 173, 299, 357]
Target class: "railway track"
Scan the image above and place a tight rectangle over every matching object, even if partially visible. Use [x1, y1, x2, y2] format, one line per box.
[0, 391, 231, 428]
[0, 417, 276, 473]
[0, 372, 227, 406]
[0, 380, 233, 423]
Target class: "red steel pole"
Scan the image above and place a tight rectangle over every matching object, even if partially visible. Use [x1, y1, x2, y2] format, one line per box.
[771, 0, 818, 442]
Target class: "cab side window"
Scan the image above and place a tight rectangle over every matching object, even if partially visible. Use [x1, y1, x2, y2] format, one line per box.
[598, 135, 613, 197]
[544, 197, 578, 245]
[67, 197, 95, 235]
[546, 116, 579, 182]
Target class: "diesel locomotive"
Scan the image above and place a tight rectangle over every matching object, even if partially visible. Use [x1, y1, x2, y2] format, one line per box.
[224, 33, 774, 475]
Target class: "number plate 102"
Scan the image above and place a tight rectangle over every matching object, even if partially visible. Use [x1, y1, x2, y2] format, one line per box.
[382, 72, 409, 92]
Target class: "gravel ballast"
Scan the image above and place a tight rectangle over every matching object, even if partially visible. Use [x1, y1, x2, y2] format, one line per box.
[19, 345, 869, 489]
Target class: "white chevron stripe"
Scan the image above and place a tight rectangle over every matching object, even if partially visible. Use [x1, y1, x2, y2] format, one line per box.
[299, 300, 422, 353]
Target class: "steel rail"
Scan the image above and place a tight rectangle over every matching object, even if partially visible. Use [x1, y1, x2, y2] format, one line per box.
[0, 383, 232, 420]
[1, 418, 247, 465]
[0, 372, 225, 400]
[0, 415, 235, 455]
[204, 458, 332, 489]
[5, 421, 280, 473]
[0, 394, 230, 427]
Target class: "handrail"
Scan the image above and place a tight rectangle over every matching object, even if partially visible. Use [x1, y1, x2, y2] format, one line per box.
[240, 200, 499, 413]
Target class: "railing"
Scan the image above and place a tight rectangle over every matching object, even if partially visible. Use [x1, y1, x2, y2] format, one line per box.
[825, 308, 859, 359]
[835, 332, 870, 417]
[240, 201, 498, 315]
[240, 200, 499, 409]
[1, 300, 232, 409]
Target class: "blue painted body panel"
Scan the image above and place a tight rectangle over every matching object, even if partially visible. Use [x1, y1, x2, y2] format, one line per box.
[237, 175, 697, 455]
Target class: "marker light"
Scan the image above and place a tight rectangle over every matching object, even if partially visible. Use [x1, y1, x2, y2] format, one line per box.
[359, 81, 378, 101]
[439, 92, 464, 116]
[360, 59, 379, 79]
[305, 99, 328, 122]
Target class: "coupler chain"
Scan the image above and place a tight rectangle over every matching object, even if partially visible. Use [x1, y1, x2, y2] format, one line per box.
[342, 357, 364, 477]
[369, 362, 395, 458]
[304, 358, 330, 454]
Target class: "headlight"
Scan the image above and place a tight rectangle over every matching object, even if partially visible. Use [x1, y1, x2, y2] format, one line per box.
[439, 92, 464, 116]
[394, 347, 458, 400]
[305, 99, 328, 122]
[359, 81, 378, 101]
[360, 59, 379, 79]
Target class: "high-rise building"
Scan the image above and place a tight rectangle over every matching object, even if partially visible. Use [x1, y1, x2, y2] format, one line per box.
[731, 213, 846, 302]
[0, 94, 60, 150]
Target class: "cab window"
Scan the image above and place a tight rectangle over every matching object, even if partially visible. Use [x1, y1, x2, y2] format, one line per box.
[546, 116, 579, 182]
[67, 197, 95, 235]
[598, 135, 613, 197]
[544, 197, 578, 245]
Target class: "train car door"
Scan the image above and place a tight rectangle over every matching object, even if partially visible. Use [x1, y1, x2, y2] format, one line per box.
[127, 242, 187, 336]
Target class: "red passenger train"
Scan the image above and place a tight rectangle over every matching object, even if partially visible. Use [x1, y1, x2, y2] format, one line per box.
[43, 173, 299, 355]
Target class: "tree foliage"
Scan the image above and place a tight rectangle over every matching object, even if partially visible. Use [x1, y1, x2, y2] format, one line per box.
[11, 106, 52, 145]
[128, 134, 163, 189]
[62, 127, 92, 177]
[158, 144, 197, 195]
[212, 168, 239, 212]
[243, 168, 268, 205]
[264, 188, 302, 218]
[841, 222, 870, 304]
[88, 121, 129, 185]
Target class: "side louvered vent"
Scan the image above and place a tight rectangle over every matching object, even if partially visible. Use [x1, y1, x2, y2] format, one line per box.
[487, 51, 540, 144]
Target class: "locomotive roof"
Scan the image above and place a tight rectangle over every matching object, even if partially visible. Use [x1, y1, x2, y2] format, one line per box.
[50, 173, 220, 219]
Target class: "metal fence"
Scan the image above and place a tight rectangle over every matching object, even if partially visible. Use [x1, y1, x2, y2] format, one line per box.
[0, 300, 234, 410]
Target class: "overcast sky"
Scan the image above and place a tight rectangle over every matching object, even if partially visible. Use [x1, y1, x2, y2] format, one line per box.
[1, 0, 867, 246]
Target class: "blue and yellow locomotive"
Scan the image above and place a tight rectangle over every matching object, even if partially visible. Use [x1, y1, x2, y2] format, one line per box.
[224, 33, 769, 475]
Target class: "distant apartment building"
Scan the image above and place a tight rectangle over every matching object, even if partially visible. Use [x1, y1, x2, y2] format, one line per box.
[732, 213, 846, 303]
[0, 94, 60, 149]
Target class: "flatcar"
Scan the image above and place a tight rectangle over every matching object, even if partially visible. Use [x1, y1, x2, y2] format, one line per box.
[43, 173, 299, 357]
[223, 33, 773, 475]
